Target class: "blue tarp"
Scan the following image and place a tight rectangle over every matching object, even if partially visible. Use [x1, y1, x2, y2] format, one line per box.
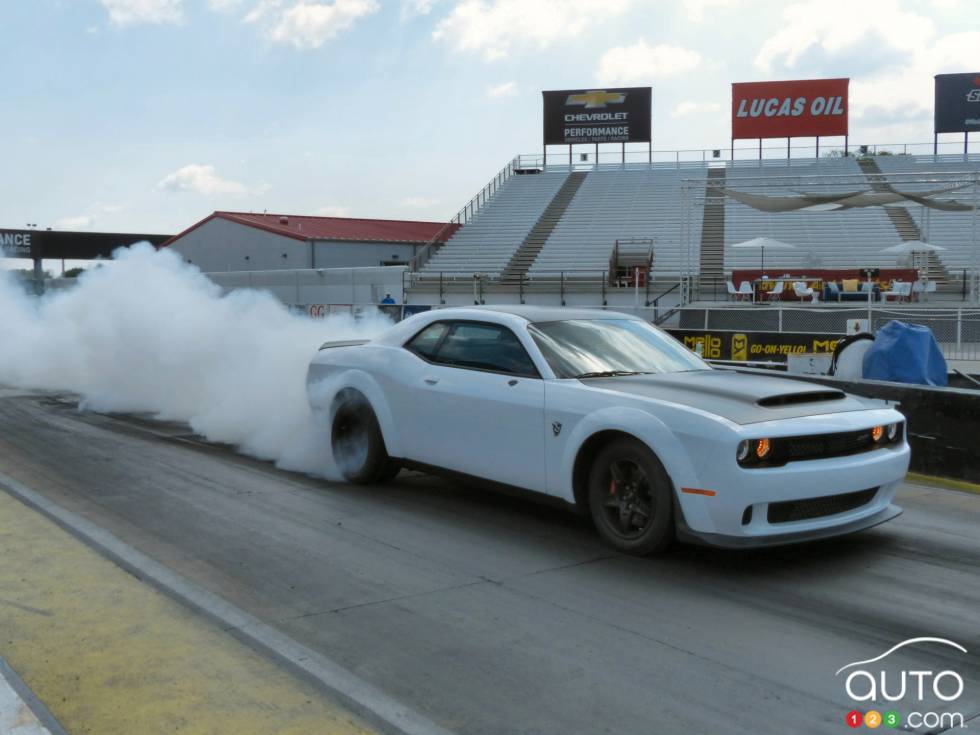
[863, 320, 948, 386]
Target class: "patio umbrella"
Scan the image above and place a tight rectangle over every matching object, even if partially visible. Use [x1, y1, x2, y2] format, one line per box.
[878, 240, 947, 255]
[731, 237, 797, 272]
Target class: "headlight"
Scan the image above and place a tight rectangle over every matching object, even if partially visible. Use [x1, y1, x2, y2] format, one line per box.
[737, 438, 772, 466]
[871, 425, 885, 443]
[886, 422, 902, 442]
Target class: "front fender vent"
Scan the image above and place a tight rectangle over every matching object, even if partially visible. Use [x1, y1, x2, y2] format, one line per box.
[757, 390, 845, 407]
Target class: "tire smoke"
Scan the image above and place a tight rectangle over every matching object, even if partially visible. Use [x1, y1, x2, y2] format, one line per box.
[0, 243, 393, 478]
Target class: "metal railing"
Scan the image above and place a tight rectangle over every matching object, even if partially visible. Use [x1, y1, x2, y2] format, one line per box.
[404, 269, 683, 308]
[518, 141, 980, 171]
[410, 158, 518, 271]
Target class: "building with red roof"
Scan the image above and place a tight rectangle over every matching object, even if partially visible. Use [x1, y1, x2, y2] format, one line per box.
[163, 211, 457, 272]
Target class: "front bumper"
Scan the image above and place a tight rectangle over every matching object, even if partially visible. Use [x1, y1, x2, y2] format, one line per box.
[674, 422, 910, 545]
[676, 502, 903, 549]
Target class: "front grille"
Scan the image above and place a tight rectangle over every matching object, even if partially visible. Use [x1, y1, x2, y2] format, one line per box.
[767, 488, 878, 524]
[781, 429, 876, 462]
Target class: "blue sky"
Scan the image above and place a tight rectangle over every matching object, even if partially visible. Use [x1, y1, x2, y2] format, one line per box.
[0, 0, 977, 239]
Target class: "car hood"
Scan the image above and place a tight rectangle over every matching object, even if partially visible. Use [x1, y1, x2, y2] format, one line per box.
[579, 370, 872, 425]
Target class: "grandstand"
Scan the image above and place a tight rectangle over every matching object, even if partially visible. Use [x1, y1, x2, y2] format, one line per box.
[407, 151, 980, 308]
[528, 167, 707, 278]
[872, 156, 980, 274]
[421, 170, 570, 275]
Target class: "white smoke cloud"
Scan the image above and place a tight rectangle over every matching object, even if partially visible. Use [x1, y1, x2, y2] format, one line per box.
[0, 244, 392, 478]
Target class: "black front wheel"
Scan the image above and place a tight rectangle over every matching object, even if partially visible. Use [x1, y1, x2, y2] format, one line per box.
[587, 438, 674, 556]
[331, 391, 400, 484]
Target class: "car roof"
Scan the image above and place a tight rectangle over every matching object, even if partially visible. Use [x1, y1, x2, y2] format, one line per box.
[446, 305, 641, 323]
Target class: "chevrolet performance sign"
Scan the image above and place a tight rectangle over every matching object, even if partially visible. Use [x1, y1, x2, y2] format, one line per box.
[0, 230, 35, 258]
[935, 73, 980, 134]
[543, 87, 651, 145]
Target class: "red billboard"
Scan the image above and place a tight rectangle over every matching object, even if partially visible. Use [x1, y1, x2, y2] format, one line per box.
[732, 78, 849, 139]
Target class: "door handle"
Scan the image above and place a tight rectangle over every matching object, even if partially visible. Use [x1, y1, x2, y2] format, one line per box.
[508, 379, 518, 386]
[424, 377, 439, 385]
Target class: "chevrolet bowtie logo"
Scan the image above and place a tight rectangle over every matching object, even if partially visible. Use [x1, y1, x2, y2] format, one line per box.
[566, 90, 626, 109]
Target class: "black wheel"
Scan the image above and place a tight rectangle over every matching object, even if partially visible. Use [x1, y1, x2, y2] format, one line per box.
[587, 438, 674, 556]
[331, 390, 399, 484]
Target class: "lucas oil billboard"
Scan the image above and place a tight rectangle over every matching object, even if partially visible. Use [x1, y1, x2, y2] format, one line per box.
[731, 78, 849, 139]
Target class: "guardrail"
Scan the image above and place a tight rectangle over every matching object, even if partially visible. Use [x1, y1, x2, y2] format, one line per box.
[404, 269, 683, 309]
[517, 141, 980, 170]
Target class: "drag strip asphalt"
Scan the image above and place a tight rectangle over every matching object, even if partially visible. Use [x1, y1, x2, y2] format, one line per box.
[1, 392, 978, 735]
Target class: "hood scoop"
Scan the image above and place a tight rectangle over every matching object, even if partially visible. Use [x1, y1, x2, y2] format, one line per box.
[757, 390, 845, 407]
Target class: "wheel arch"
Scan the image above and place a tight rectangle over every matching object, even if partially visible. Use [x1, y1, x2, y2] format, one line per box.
[310, 369, 402, 458]
[571, 430, 643, 512]
[562, 407, 700, 512]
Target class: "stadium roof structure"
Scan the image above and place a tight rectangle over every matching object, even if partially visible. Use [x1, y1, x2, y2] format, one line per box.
[163, 212, 458, 247]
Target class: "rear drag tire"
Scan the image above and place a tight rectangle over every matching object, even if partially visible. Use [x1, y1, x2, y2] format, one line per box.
[331, 391, 398, 484]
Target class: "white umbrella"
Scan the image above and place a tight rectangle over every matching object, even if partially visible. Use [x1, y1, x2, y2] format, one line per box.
[878, 240, 947, 254]
[731, 237, 797, 271]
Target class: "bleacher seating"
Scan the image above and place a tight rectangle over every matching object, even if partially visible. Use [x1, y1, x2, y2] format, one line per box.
[415, 154, 977, 289]
[528, 167, 708, 277]
[872, 156, 980, 272]
[723, 158, 901, 272]
[421, 171, 570, 275]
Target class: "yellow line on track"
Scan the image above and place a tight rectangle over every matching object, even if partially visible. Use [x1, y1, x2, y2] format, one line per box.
[0, 490, 377, 735]
[905, 472, 980, 495]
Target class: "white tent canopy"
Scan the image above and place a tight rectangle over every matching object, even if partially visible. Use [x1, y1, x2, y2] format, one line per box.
[878, 240, 947, 254]
[731, 237, 797, 270]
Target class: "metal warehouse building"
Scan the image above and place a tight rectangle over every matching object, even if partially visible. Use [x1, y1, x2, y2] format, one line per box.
[163, 211, 457, 272]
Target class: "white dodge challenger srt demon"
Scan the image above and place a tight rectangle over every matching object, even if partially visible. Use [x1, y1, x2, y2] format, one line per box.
[307, 306, 909, 555]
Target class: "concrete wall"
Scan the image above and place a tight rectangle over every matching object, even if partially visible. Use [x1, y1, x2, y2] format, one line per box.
[170, 218, 421, 272]
[206, 266, 407, 305]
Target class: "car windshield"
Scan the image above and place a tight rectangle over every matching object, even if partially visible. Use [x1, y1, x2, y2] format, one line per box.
[528, 318, 709, 379]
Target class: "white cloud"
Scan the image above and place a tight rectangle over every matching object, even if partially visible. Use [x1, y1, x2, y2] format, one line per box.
[53, 203, 126, 231]
[246, 0, 379, 48]
[486, 81, 517, 98]
[208, 0, 243, 10]
[672, 100, 722, 117]
[752, 0, 978, 125]
[54, 215, 95, 231]
[596, 40, 702, 84]
[433, 0, 634, 61]
[754, 0, 934, 73]
[99, 0, 183, 26]
[852, 30, 980, 123]
[157, 165, 249, 196]
[316, 204, 351, 216]
[682, 0, 738, 22]
[401, 0, 439, 20]
[399, 196, 441, 208]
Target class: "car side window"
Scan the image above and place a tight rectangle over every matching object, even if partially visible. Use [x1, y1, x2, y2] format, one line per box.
[431, 322, 539, 377]
[405, 321, 450, 361]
